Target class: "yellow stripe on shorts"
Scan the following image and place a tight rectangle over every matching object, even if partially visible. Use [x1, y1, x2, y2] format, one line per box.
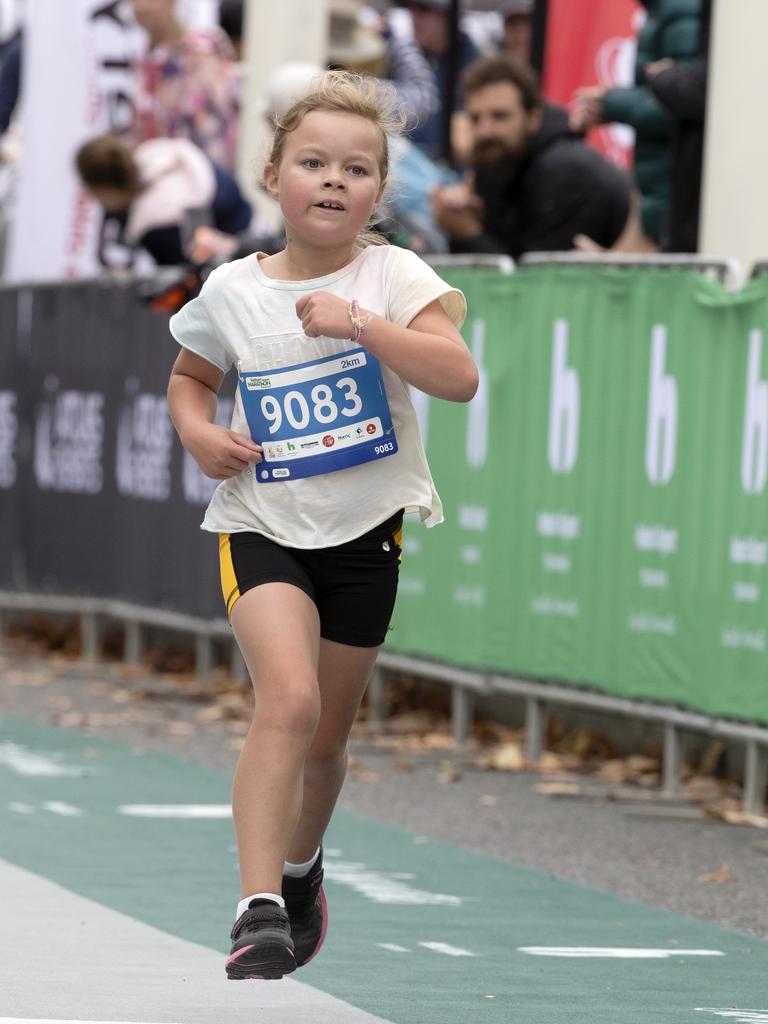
[394, 524, 403, 561]
[218, 533, 241, 619]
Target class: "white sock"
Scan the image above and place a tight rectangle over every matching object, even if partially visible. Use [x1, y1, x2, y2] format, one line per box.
[283, 847, 321, 878]
[236, 891, 285, 919]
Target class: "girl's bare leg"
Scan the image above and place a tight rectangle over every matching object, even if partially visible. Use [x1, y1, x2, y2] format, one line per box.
[286, 638, 380, 863]
[230, 582, 322, 898]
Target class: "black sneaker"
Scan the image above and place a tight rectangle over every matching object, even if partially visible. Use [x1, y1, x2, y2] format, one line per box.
[226, 899, 296, 980]
[282, 848, 328, 967]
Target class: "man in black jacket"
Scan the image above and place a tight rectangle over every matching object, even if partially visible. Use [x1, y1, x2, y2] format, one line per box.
[431, 54, 631, 259]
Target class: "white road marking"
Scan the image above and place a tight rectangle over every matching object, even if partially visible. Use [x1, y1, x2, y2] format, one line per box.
[43, 802, 82, 817]
[519, 947, 724, 959]
[419, 942, 477, 957]
[118, 804, 232, 818]
[0, 743, 87, 777]
[325, 859, 461, 906]
[377, 943, 410, 953]
[7, 802, 34, 814]
[696, 1012, 768, 1022]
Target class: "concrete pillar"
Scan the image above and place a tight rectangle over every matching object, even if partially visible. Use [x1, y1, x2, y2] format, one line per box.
[700, 0, 768, 278]
[237, 0, 329, 225]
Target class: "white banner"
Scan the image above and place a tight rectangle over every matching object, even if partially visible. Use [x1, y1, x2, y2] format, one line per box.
[6, 0, 142, 282]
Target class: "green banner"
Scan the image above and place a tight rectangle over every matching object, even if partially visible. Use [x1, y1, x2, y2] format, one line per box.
[390, 266, 768, 726]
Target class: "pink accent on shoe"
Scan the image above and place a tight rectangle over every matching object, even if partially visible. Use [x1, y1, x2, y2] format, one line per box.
[302, 886, 328, 965]
[226, 944, 254, 965]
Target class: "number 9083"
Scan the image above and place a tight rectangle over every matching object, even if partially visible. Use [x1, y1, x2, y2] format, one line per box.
[374, 442, 394, 455]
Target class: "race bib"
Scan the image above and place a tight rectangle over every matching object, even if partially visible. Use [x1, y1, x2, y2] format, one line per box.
[238, 347, 398, 483]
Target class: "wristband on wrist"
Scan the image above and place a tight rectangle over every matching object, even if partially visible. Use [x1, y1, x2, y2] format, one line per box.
[348, 298, 369, 343]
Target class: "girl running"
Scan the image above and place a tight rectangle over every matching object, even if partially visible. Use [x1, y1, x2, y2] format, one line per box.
[167, 70, 477, 981]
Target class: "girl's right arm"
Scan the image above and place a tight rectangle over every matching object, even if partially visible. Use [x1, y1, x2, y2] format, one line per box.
[167, 349, 262, 480]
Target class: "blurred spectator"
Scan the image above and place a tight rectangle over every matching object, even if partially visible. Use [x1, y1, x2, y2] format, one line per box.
[0, 28, 20, 135]
[218, 0, 244, 61]
[431, 54, 630, 259]
[130, 0, 241, 173]
[405, 0, 480, 161]
[75, 134, 251, 267]
[645, 0, 711, 252]
[570, 0, 701, 247]
[499, 0, 533, 66]
[328, 1, 438, 132]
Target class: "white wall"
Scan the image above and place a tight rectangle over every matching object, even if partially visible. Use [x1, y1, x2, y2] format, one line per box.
[700, 0, 768, 276]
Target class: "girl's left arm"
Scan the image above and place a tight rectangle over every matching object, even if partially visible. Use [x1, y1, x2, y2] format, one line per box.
[296, 293, 478, 403]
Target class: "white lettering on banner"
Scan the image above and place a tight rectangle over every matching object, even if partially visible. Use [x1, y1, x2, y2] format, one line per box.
[537, 511, 580, 540]
[183, 398, 234, 504]
[531, 596, 579, 618]
[7, 1, 144, 282]
[466, 319, 488, 468]
[645, 324, 677, 485]
[547, 318, 580, 474]
[0, 390, 18, 488]
[116, 383, 172, 501]
[458, 505, 488, 531]
[721, 628, 765, 652]
[734, 582, 759, 603]
[402, 535, 422, 555]
[639, 568, 669, 589]
[634, 524, 678, 555]
[742, 329, 768, 495]
[34, 381, 103, 494]
[628, 612, 676, 635]
[730, 536, 768, 566]
[453, 585, 485, 607]
[461, 545, 482, 565]
[398, 578, 425, 595]
[543, 553, 571, 573]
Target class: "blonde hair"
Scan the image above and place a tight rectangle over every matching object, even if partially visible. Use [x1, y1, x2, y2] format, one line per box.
[268, 70, 407, 244]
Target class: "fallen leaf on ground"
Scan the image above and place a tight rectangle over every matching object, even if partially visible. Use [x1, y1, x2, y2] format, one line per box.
[697, 863, 733, 883]
[489, 742, 526, 772]
[437, 759, 462, 783]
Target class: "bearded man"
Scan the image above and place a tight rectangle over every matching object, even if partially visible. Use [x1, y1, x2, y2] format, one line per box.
[431, 55, 631, 259]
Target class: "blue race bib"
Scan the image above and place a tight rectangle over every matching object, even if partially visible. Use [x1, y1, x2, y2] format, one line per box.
[238, 347, 398, 483]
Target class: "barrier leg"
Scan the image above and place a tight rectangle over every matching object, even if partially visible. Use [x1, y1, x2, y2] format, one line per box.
[451, 686, 474, 747]
[662, 722, 684, 797]
[366, 666, 388, 727]
[195, 633, 213, 684]
[525, 696, 546, 764]
[744, 740, 768, 817]
[230, 639, 248, 683]
[124, 620, 143, 668]
[80, 612, 100, 663]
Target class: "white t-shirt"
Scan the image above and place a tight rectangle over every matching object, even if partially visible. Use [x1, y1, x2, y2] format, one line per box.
[169, 243, 467, 548]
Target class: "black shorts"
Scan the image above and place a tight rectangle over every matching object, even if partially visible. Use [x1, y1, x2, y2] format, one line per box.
[218, 510, 404, 648]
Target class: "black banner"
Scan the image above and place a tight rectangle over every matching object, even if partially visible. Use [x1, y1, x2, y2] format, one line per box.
[1, 279, 228, 620]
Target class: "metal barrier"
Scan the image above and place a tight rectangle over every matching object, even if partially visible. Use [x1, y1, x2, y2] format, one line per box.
[2, 257, 767, 815]
[2, 588, 766, 816]
[519, 251, 743, 288]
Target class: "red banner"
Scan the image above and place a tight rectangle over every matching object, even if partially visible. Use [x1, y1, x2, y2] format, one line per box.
[542, 0, 642, 169]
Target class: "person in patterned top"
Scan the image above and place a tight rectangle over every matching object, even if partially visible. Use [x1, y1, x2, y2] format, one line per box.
[130, 0, 241, 174]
